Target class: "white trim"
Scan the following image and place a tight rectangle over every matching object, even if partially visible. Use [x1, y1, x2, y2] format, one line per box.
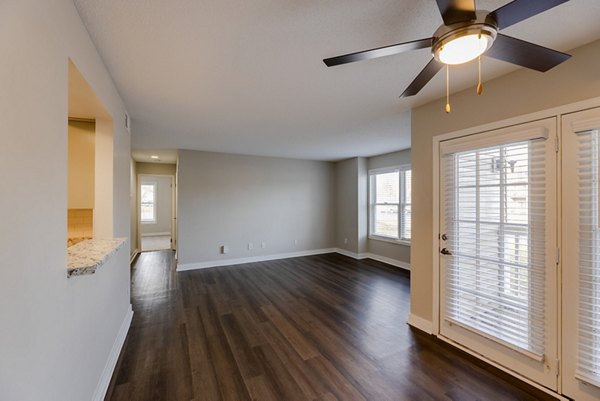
[408, 313, 433, 334]
[141, 232, 170, 237]
[92, 305, 133, 401]
[177, 248, 337, 271]
[129, 249, 138, 264]
[432, 137, 441, 335]
[439, 126, 548, 155]
[365, 253, 410, 271]
[176, 248, 411, 272]
[334, 248, 368, 260]
[438, 335, 569, 401]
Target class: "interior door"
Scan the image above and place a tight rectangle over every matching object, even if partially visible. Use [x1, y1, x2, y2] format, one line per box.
[562, 107, 600, 400]
[439, 118, 558, 390]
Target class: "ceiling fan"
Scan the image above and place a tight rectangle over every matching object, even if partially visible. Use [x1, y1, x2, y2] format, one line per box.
[323, 0, 571, 99]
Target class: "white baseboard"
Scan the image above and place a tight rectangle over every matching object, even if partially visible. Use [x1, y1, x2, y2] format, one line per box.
[364, 253, 410, 271]
[92, 305, 133, 401]
[177, 248, 337, 271]
[408, 313, 433, 335]
[334, 248, 410, 271]
[176, 248, 410, 273]
[141, 232, 170, 237]
[334, 248, 368, 260]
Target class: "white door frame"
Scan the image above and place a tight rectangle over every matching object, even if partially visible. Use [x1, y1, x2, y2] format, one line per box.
[137, 173, 177, 252]
[430, 96, 600, 401]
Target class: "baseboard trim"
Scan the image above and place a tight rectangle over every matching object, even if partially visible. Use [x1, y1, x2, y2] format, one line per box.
[334, 248, 410, 271]
[176, 248, 410, 273]
[177, 248, 337, 271]
[408, 313, 433, 335]
[92, 305, 133, 401]
[141, 232, 170, 237]
[334, 248, 368, 260]
[364, 253, 410, 271]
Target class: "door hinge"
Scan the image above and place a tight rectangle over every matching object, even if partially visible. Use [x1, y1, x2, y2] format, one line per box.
[556, 247, 561, 265]
[555, 135, 560, 153]
[556, 358, 560, 377]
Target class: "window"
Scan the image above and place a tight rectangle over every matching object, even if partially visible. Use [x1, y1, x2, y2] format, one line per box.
[140, 183, 156, 223]
[442, 138, 547, 356]
[369, 166, 411, 242]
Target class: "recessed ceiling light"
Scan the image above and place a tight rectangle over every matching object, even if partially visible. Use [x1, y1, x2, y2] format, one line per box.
[150, 155, 159, 160]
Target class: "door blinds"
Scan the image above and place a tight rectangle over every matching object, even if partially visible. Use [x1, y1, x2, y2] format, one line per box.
[442, 138, 547, 358]
[575, 128, 600, 387]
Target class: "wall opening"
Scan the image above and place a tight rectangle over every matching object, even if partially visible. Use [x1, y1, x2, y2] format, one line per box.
[68, 59, 113, 249]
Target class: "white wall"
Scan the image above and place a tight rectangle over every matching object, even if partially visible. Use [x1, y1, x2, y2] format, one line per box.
[140, 175, 172, 235]
[367, 149, 411, 264]
[410, 38, 600, 324]
[177, 150, 335, 266]
[0, 1, 131, 400]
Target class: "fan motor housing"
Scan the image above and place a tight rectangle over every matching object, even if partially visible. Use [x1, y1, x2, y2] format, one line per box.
[432, 10, 498, 63]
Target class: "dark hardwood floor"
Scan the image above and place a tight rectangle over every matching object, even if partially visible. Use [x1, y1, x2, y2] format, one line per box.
[106, 251, 557, 401]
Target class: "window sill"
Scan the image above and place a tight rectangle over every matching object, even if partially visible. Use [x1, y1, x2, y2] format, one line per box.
[368, 235, 411, 246]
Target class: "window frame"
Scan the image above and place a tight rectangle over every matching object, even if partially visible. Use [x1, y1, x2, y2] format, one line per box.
[368, 165, 411, 245]
[140, 182, 157, 224]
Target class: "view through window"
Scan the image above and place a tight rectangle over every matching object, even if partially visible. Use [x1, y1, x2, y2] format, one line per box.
[140, 183, 156, 223]
[369, 167, 411, 241]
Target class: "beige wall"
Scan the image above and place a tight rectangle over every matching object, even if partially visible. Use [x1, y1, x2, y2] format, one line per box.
[410, 39, 600, 324]
[137, 162, 177, 175]
[140, 175, 172, 235]
[0, 1, 131, 400]
[177, 150, 335, 266]
[130, 158, 137, 255]
[68, 120, 95, 209]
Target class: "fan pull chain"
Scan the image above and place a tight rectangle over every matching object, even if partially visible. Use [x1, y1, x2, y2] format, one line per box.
[477, 56, 483, 95]
[445, 64, 451, 113]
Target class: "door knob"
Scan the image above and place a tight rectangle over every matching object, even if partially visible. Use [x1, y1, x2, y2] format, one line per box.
[441, 248, 452, 255]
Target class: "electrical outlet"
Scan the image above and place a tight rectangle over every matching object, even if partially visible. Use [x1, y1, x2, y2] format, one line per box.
[261, 241, 266, 249]
[248, 243, 253, 250]
[294, 239, 298, 245]
[344, 238, 348, 244]
[221, 245, 229, 254]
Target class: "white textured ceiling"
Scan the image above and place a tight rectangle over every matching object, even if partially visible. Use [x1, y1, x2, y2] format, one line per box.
[73, 0, 600, 161]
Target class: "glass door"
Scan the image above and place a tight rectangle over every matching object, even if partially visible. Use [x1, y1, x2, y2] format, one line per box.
[439, 118, 558, 389]
[562, 107, 600, 400]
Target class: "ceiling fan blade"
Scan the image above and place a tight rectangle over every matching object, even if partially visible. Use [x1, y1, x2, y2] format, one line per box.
[400, 58, 444, 98]
[323, 38, 433, 67]
[490, 0, 570, 30]
[486, 34, 570, 72]
[435, 0, 476, 25]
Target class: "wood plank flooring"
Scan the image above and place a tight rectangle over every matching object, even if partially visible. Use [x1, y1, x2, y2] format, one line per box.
[105, 251, 557, 401]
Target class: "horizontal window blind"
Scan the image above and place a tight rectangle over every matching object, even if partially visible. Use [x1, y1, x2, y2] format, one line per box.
[443, 139, 547, 358]
[575, 128, 600, 388]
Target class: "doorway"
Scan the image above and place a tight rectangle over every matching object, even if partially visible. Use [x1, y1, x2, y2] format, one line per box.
[437, 118, 559, 390]
[138, 174, 176, 252]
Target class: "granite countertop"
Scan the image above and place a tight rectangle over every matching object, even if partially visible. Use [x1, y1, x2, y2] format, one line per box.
[67, 238, 127, 277]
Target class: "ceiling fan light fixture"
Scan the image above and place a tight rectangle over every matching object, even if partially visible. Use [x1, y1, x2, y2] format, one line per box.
[433, 25, 496, 65]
